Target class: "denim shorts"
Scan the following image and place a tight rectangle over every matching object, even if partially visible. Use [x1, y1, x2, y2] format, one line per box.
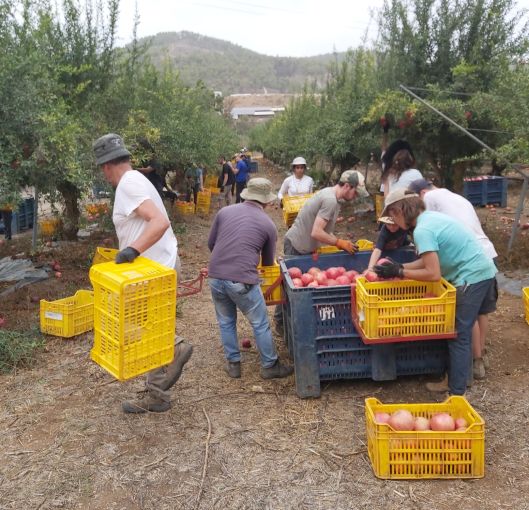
[479, 277, 498, 315]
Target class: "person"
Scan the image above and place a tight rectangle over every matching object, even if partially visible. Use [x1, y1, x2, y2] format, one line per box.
[277, 156, 314, 204]
[185, 165, 204, 204]
[0, 207, 13, 241]
[138, 159, 178, 204]
[218, 156, 235, 207]
[274, 170, 370, 334]
[365, 216, 411, 272]
[380, 139, 423, 197]
[373, 189, 497, 396]
[408, 178, 498, 380]
[92, 133, 193, 414]
[207, 177, 293, 380]
[234, 153, 249, 203]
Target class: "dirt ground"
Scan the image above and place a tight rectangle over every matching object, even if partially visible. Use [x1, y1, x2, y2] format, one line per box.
[1, 159, 529, 510]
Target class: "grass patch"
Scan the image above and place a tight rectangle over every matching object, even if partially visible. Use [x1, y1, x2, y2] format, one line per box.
[0, 329, 45, 373]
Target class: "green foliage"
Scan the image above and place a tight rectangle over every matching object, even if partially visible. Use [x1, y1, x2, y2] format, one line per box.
[0, 329, 45, 373]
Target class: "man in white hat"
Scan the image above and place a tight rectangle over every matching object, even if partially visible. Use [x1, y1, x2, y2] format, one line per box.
[207, 177, 293, 380]
[93, 133, 193, 414]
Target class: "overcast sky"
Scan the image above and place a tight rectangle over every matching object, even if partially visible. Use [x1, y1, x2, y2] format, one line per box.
[116, 0, 386, 57]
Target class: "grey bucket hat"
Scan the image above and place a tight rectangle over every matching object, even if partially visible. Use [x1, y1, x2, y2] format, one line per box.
[93, 133, 131, 165]
[240, 178, 277, 203]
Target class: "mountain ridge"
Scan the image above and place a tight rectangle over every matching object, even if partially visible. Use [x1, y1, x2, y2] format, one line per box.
[136, 31, 345, 94]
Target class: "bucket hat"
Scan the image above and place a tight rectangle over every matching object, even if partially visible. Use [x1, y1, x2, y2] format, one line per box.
[93, 133, 131, 165]
[240, 178, 277, 203]
[380, 188, 419, 217]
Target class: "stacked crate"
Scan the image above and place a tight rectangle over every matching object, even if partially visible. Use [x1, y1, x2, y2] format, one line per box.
[463, 176, 507, 207]
[195, 190, 211, 214]
[279, 249, 449, 398]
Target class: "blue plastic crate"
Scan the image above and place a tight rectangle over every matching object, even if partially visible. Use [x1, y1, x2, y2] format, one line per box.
[249, 161, 258, 173]
[0, 211, 20, 236]
[280, 249, 449, 397]
[463, 176, 507, 207]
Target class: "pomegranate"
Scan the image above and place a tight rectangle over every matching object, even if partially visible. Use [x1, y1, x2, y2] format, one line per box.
[430, 413, 455, 431]
[307, 281, 319, 288]
[374, 412, 390, 424]
[414, 416, 430, 431]
[301, 273, 314, 286]
[377, 258, 390, 265]
[454, 417, 468, 429]
[365, 271, 379, 282]
[326, 279, 338, 286]
[326, 267, 339, 279]
[315, 272, 328, 286]
[292, 278, 303, 288]
[55, 271, 62, 278]
[344, 270, 358, 281]
[288, 267, 302, 279]
[308, 267, 321, 276]
[335, 275, 350, 285]
[335, 266, 346, 276]
[388, 410, 415, 431]
[241, 338, 251, 349]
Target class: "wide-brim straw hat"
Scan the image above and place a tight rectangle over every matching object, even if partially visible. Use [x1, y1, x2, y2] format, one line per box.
[240, 178, 277, 203]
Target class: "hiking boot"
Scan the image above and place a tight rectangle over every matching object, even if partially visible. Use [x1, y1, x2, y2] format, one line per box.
[473, 358, 486, 380]
[122, 392, 171, 414]
[260, 360, 294, 380]
[158, 341, 193, 391]
[426, 374, 449, 393]
[224, 361, 241, 378]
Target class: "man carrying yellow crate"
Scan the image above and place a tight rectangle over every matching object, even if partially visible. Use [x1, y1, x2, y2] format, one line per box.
[93, 133, 193, 414]
[274, 169, 370, 335]
[207, 178, 293, 380]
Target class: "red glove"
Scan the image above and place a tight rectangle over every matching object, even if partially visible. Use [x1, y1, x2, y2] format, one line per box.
[335, 239, 358, 254]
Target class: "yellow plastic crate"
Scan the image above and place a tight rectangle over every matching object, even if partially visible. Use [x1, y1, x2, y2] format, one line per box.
[175, 201, 195, 215]
[316, 239, 374, 254]
[196, 190, 211, 214]
[207, 186, 221, 194]
[375, 193, 384, 218]
[204, 175, 218, 188]
[40, 290, 94, 338]
[92, 247, 118, 265]
[316, 245, 341, 254]
[39, 218, 61, 237]
[353, 277, 456, 343]
[282, 193, 314, 227]
[523, 287, 529, 324]
[257, 262, 283, 305]
[357, 239, 374, 250]
[365, 396, 485, 479]
[89, 257, 177, 381]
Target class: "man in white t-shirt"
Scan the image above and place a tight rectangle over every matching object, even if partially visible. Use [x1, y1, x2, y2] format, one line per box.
[93, 133, 193, 414]
[408, 178, 498, 381]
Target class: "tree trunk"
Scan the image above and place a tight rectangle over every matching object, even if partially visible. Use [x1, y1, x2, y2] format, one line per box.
[57, 180, 80, 241]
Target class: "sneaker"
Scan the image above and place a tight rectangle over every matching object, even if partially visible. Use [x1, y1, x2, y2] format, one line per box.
[426, 374, 449, 393]
[122, 392, 171, 414]
[260, 360, 294, 380]
[158, 341, 193, 391]
[224, 361, 241, 378]
[473, 358, 486, 380]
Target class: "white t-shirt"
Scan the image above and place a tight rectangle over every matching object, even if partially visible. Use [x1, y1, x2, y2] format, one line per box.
[382, 168, 423, 193]
[423, 188, 497, 260]
[277, 174, 314, 200]
[113, 170, 178, 269]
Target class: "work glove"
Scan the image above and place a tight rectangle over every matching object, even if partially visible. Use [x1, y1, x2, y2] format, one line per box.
[115, 246, 140, 264]
[335, 238, 358, 255]
[374, 257, 404, 279]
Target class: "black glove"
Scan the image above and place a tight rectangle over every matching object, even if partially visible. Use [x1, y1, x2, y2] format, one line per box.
[374, 257, 403, 279]
[115, 247, 140, 264]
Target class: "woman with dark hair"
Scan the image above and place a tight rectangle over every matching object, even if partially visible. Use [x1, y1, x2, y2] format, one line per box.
[374, 189, 497, 396]
[380, 140, 423, 198]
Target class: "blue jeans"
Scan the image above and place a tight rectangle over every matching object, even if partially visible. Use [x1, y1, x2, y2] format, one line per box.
[449, 278, 496, 395]
[209, 278, 278, 368]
